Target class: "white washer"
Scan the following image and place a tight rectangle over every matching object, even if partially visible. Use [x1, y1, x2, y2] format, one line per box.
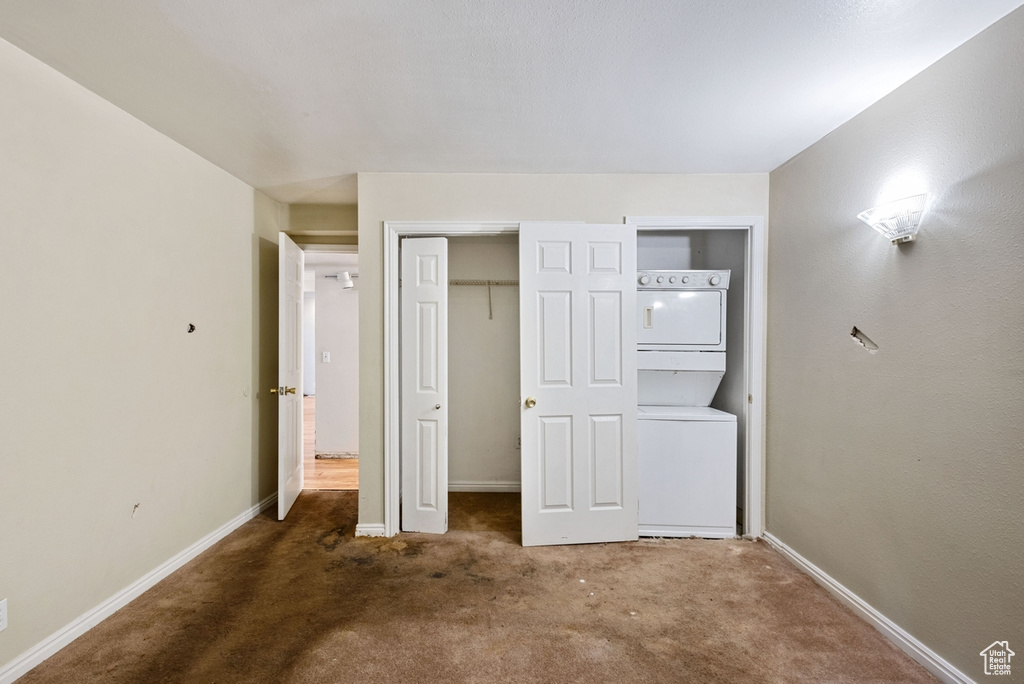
[638, 406, 737, 538]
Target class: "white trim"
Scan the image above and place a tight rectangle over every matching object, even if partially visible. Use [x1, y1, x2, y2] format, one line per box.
[763, 532, 973, 684]
[0, 493, 277, 684]
[626, 216, 766, 538]
[448, 481, 522, 493]
[383, 221, 520, 537]
[355, 523, 387, 537]
[315, 451, 358, 459]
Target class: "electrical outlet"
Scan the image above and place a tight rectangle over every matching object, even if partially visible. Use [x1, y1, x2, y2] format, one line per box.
[322, 351, 331, 363]
[0, 598, 8, 632]
[515, 436, 521, 450]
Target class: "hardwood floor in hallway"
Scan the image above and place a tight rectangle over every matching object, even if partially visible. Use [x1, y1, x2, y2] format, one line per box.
[303, 395, 358, 490]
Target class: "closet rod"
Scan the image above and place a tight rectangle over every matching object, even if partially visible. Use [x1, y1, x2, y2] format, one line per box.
[448, 279, 519, 319]
[448, 279, 518, 287]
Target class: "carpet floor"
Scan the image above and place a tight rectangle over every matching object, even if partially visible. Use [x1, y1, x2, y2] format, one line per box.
[23, 492, 935, 683]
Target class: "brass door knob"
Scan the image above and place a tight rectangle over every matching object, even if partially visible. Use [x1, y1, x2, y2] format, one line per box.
[285, 387, 297, 395]
[270, 388, 278, 395]
[524, 397, 537, 408]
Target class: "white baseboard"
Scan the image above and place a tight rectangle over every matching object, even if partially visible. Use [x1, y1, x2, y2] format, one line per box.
[315, 451, 358, 459]
[355, 523, 387, 537]
[762, 532, 973, 684]
[0, 493, 278, 684]
[448, 481, 521, 493]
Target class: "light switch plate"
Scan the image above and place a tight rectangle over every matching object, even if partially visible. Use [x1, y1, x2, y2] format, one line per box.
[322, 351, 331, 363]
[0, 598, 8, 632]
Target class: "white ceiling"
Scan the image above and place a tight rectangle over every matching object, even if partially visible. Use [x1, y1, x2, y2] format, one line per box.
[1, 0, 1021, 204]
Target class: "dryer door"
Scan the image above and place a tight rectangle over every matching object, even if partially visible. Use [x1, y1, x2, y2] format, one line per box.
[638, 290, 725, 350]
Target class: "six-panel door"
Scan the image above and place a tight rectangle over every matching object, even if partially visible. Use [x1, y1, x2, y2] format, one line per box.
[400, 237, 449, 534]
[519, 223, 638, 546]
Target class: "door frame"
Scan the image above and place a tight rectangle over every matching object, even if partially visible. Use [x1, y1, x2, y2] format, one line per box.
[380, 217, 766, 539]
[626, 215, 767, 538]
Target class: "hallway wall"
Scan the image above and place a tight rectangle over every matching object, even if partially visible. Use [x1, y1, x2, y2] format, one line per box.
[313, 263, 360, 455]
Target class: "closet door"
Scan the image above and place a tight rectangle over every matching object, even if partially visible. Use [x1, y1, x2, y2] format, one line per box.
[401, 237, 449, 533]
[519, 223, 638, 546]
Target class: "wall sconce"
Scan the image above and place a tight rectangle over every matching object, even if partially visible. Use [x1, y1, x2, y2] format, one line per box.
[857, 194, 929, 244]
[324, 272, 357, 289]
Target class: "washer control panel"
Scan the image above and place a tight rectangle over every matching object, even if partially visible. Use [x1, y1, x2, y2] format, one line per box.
[636, 270, 730, 289]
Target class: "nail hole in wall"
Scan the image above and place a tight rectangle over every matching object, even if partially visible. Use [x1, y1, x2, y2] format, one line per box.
[850, 326, 879, 353]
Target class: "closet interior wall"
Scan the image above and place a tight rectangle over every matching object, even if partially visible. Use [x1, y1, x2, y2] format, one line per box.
[447, 235, 522, 491]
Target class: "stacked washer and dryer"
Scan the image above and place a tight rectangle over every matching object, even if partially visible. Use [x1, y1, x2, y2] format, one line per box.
[636, 270, 737, 538]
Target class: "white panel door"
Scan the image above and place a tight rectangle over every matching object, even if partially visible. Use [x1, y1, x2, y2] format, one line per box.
[519, 223, 637, 546]
[278, 232, 304, 520]
[401, 237, 448, 534]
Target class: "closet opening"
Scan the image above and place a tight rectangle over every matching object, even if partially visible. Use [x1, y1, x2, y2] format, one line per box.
[399, 234, 522, 537]
[636, 228, 750, 534]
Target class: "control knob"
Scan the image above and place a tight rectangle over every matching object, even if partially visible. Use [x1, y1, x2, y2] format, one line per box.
[656, 276, 664, 283]
[638, 273, 651, 285]
[669, 276, 676, 283]
[709, 274, 721, 286]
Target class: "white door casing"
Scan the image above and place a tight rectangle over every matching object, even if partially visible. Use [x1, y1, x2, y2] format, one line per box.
[278, 232, 304, 520]
[400, 237, 449, 534]
[519, 223, 638, 546]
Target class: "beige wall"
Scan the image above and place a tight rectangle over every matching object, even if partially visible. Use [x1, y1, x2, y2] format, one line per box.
[767, 7, 1024, 677]
[0, 37, 274, 668]
[253, 191, 287, 497]
[287, 203, 357, 247]
[448, 236, 521, 488]
[357, 172, 769, 526]
[288, 203, 357, 234]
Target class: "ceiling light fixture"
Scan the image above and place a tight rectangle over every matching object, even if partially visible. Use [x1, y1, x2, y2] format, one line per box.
[324, 272, 357, 289]
[857, 194, 929, 245]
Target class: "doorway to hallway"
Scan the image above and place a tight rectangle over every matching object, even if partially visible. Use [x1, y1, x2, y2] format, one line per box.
[303, 395, 358, 490]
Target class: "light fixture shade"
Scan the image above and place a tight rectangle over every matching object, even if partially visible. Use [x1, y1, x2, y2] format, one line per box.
[339, 271, 354, 289]
[857, 194, 929, 244]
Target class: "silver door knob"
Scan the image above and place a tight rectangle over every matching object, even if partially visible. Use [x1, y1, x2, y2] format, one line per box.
[435, 404, 441, 410]
[524, 397, 537, 408]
